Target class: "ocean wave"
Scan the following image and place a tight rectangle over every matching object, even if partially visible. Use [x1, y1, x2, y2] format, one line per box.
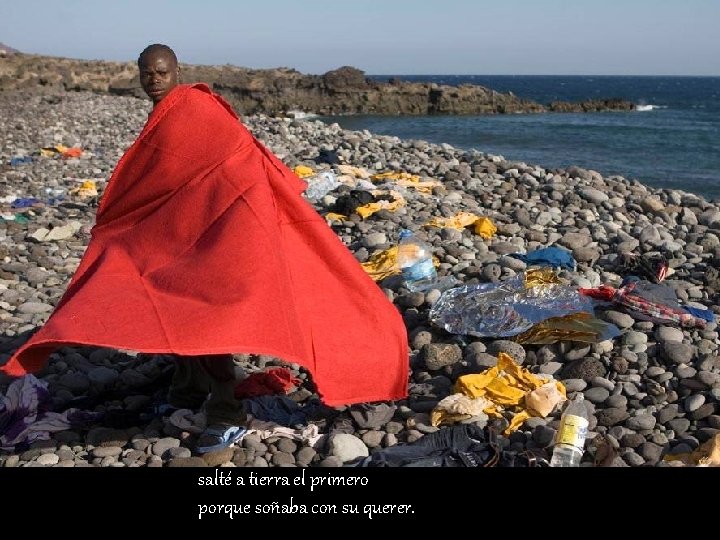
[285, 110, 318, 120]
[635, 104, 668, 111]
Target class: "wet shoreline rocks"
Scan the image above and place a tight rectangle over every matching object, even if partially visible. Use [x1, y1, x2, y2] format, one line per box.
[1, 90, 718, 467]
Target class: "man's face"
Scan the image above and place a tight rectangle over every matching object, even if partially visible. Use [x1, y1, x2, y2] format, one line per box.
[139, 51, 179, 105]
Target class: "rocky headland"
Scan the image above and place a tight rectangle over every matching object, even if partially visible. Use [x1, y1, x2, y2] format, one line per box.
[0, 52, 635, 116]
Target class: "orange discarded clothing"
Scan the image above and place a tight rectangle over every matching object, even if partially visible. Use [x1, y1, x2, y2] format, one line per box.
[2, 84, 409, 407]
[292, 165, 314, 178]
[62, 147, 83, 159]
[473, 217, 497, 239]
[69, 180, 98, 199]
[39, 145, 83, 159]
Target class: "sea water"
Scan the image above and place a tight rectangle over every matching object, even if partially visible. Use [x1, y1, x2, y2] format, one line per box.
[320, 75, 720, 201]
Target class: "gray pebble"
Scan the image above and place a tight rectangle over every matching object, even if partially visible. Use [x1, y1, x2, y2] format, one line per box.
[152, 438, 180, 457]
[622, 450, 645, 467]
[591, 377, 615, 391]
[276, 439, 297, 454]
[603, 311, 635, 329]
[684, 394, 705, 412]
[655, 326, 684, 344]
[318, 456, 343, 467]
[626, 414, 657, 431]
[296, 447, 317, 466]
[623, 331, 648, 347]
[36, 453, 60, 466]
[667, 418, 691, 434]
[584, 387, 610, 404]
[92, 446, 122, 458]
[663, 342, 697, 365]
[564, 344, 591, 361]
[272, 452, 296, 466]
[486, 340, 525, 364]
[562, 379, 587, 392]
[606, 395, 628, 409]
[640, 442, 664, 464]
[361, 430, 385, 448]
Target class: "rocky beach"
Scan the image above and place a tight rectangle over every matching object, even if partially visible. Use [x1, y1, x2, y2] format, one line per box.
[1, 89, 719, 468]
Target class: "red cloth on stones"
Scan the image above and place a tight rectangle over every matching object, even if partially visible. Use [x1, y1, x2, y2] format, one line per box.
[234, 368, 300, 399]
[1, 84, 409, 406]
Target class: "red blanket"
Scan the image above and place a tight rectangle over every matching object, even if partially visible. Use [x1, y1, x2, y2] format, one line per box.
[2, 84, 409, 406]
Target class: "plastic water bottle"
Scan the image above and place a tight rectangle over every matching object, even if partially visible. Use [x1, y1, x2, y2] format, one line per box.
[305, 171, 339, 201]
[397, 229, 437, 292]
[550, 393, 589, 467]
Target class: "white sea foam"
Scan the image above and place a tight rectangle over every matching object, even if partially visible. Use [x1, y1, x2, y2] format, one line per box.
[285, 110, 318, 120]
[635, 104, 668, 111]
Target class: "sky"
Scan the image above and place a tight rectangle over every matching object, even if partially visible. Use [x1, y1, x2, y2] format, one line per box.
[2, 0, 719, 75]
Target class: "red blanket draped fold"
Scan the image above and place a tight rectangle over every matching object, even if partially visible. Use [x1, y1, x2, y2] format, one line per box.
[1, 84, 409, 406]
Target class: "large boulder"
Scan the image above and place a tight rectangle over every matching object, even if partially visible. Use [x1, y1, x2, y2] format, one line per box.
[322, 66, 368, 90]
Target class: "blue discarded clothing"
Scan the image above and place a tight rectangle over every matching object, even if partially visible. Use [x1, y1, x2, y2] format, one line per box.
[46, 195, 65, 205]
[510, 247, 576, 270]
[10, 156, 33, 167]
[11, 198, 40, 208]
[685, 306, 716, 323]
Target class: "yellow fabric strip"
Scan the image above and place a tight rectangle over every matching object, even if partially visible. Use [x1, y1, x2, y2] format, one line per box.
[523, 268, 562, 288]
[293, 165, 314, 178]
[473, 217, 497, 239]
[355, 191, 406, 219]
[360, 245, 440, 282]
[425, 212, 479, 230]
[360, 246, 400, 281]
[441, 352, 566, 434]
[423, 212, 497, 239]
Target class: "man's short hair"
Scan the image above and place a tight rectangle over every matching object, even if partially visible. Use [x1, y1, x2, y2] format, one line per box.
[138, 44, 177, 67]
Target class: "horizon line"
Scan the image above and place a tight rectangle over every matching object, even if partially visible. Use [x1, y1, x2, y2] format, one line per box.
[6, 51, 719, 78]
[367, 73, 720, 78]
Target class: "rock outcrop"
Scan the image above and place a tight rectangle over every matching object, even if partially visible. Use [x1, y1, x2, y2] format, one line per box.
[549, 98, 635, 112]
[0, 53, 635, 116]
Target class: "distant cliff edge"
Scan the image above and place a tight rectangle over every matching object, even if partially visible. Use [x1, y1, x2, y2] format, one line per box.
[0, 53, 636, 116]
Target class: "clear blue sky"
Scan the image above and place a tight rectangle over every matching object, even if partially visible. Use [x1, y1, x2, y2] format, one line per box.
[2, 0, 719, 75]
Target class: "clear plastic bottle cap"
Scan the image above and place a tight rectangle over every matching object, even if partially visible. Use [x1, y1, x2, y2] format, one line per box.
[399, 229, 412, 240]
